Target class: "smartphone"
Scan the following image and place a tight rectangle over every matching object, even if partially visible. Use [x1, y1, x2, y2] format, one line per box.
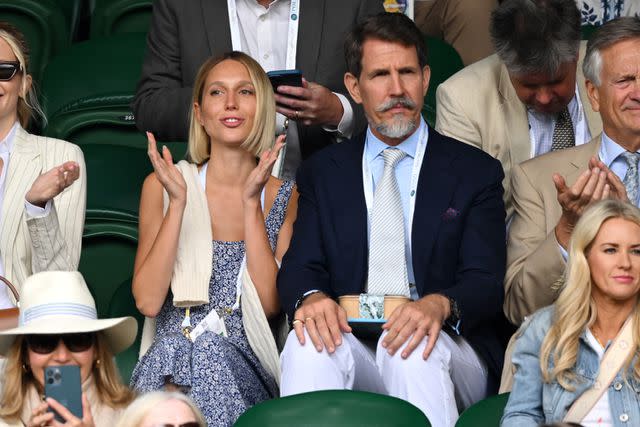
[267, 69, 303, 94]
[44, 365, 82, 422]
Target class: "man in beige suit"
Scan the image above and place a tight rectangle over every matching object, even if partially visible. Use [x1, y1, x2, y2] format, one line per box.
[504, 17, 640, 325]
[436, 0, 602, 217]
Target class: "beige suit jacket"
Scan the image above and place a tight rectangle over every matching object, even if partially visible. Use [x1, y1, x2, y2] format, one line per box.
[504, 136, 600, 325]
[435, 42, 602, 218]
[0, 127, 86, 295]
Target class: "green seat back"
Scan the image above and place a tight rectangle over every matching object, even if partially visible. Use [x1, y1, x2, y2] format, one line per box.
[422, 35, 464, 128]
[233, 390, 431, 427]
[455, 393, 510, 427]
[81, 144, 152, 220]
[108, 277, 144, 383]
[41, 33, 146, 119]
[0, 0, 69, 81]
[52, 0, 82, 40]
[78, 220, 140, 382]
[90, 0, 152, 37]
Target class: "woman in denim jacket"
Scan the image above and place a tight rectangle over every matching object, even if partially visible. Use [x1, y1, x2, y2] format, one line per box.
[502, 199, 640, 427]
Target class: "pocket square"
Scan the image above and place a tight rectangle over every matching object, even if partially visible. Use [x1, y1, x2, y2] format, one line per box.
[442, 207, 460, 221]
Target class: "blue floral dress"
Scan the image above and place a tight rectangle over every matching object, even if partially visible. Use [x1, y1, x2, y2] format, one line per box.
[131, 180, 294, 427]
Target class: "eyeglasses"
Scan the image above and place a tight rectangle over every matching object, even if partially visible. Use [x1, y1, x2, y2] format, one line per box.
[0, 61, 20, 81]
[25, 333, 95, 354]
[151, 424, 201, 427]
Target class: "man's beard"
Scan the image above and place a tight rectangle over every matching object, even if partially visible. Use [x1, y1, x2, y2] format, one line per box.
[370, 97, 417, 139]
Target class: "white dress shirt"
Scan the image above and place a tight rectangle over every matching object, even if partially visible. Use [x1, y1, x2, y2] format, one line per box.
[235, 0, 354, 137]
[528, 87, 591, 157]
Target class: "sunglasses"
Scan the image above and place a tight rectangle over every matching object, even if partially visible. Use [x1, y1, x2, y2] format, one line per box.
[25, 333, 95, 354]
[151, 424, 201, 427]
[0, 61, 20, 81]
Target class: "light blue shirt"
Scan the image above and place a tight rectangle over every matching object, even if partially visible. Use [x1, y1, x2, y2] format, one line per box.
[364, 118, 428, 298]
[599, 132, 640, 205]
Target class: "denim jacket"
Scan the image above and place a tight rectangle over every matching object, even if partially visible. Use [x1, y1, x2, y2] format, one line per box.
[501, 306, 640, 427]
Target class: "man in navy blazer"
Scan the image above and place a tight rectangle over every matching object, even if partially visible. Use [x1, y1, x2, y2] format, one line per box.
[277, 13, 508, 427]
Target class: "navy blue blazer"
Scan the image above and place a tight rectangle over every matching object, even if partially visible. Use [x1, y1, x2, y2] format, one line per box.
[277, 127, 509, 386]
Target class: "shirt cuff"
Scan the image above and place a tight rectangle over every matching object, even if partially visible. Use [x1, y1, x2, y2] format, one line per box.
[24, 199, 52, 219]
[321, 92, 354, 139]
[557, 242, 569, 262]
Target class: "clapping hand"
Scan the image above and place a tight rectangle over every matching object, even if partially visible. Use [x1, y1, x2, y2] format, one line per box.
[146, 131, 187, 206]
[242, 135, 286, 204]
[26, 161, 80, 208]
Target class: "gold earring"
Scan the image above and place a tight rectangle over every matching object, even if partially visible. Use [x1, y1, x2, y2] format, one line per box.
[22, 363, 28, 373]
[95, 359, 101, 368]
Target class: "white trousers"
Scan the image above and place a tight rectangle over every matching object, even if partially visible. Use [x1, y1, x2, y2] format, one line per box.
[280, 330, 488, 427]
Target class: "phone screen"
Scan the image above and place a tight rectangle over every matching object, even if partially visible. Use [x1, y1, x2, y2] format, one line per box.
[44, 365, 83, 422]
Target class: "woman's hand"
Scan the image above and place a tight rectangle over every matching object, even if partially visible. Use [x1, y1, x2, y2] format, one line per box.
[46, 395, 95, 427]
[147, 132, 187, 206]
[27, 401, 54, 426]
[26, 161, 80, 208]
[243, 135, 286, 204]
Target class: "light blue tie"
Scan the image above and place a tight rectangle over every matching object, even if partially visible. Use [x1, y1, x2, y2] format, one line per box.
[621, 151, 640, 204]
[366, 148, 410, 297]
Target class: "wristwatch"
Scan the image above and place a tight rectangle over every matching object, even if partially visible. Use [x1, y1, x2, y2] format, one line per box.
[446, 296, 462, 335]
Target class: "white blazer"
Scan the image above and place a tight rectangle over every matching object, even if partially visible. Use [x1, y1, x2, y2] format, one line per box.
[0, 127, 86, 295]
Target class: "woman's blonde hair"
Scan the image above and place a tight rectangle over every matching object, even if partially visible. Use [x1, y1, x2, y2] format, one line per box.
[187, 51, 276, 164]
[114, 390, 206, 427]
[540, 199, 640, 389]
[0, 21, 46, 128]
[0, 333, 134, 422]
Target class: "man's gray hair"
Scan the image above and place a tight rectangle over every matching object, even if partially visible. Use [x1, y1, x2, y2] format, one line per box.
[491, 0, 581, 76]
[583, 17, 640, 87]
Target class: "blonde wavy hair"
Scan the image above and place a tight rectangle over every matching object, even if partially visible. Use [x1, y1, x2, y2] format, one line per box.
[0, 21, 46, 128]
[540, 199, 640, 389]
[0, 333, 134, 422]
[187, 51, 276, 164]
[114, 390, 206, 427]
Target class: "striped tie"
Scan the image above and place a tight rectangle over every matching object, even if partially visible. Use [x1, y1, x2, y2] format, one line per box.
[621, 151, 640, 204]
[367, 148, 410, 297]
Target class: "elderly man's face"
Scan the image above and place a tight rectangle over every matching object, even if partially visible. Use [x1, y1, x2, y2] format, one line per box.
[344, 39, 430, 145]
[509, 60, 578, 115]
[586, 38, 640, 146]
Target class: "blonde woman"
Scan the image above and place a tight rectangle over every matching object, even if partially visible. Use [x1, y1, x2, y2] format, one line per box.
[115, 391, 206, 427]
[0, 271, 136, 426]
[0, 22, 85, 306]
[502, 199, 640, 426]
[130, 51, 297, 426]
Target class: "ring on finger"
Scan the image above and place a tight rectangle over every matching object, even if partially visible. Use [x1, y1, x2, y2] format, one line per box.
[292, 319, 304, 326]
[305, 317, 315, 322]
[295, 110, 300, 120]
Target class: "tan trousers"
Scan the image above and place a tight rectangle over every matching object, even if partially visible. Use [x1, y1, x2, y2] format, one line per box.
[414, 0, 497, 65]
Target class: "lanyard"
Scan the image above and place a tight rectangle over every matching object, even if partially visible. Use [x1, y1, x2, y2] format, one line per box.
[227, 0, 301, 70]
[361, 125, 428, 256]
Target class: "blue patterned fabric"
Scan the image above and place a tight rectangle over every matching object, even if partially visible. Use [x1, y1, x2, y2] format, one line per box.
[131, 180, 294, 427]
[578, 1, 640, 26]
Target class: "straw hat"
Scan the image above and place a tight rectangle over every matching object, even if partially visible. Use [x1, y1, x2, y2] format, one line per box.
[0, 271, 137, 355]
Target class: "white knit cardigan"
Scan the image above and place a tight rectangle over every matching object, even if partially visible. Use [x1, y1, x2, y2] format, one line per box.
[139, 161, 284, 384]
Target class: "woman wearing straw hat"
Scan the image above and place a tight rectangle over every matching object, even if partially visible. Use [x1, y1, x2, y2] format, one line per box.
[0, 271, 136, 426]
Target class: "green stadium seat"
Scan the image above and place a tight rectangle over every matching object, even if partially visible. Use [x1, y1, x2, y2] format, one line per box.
[108, 277, 144, 383]
[233, 390, 431, 427]
[422, 35, 464, 128]
[79, 220, 141, 382]
[90, 0, 152, 37]
[0, 0, 69, 81]
[40, 33, 145, 139]
[40, 33, 187, 156]
[455, 393, 510, 427]
[81, 144, 152, 221]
